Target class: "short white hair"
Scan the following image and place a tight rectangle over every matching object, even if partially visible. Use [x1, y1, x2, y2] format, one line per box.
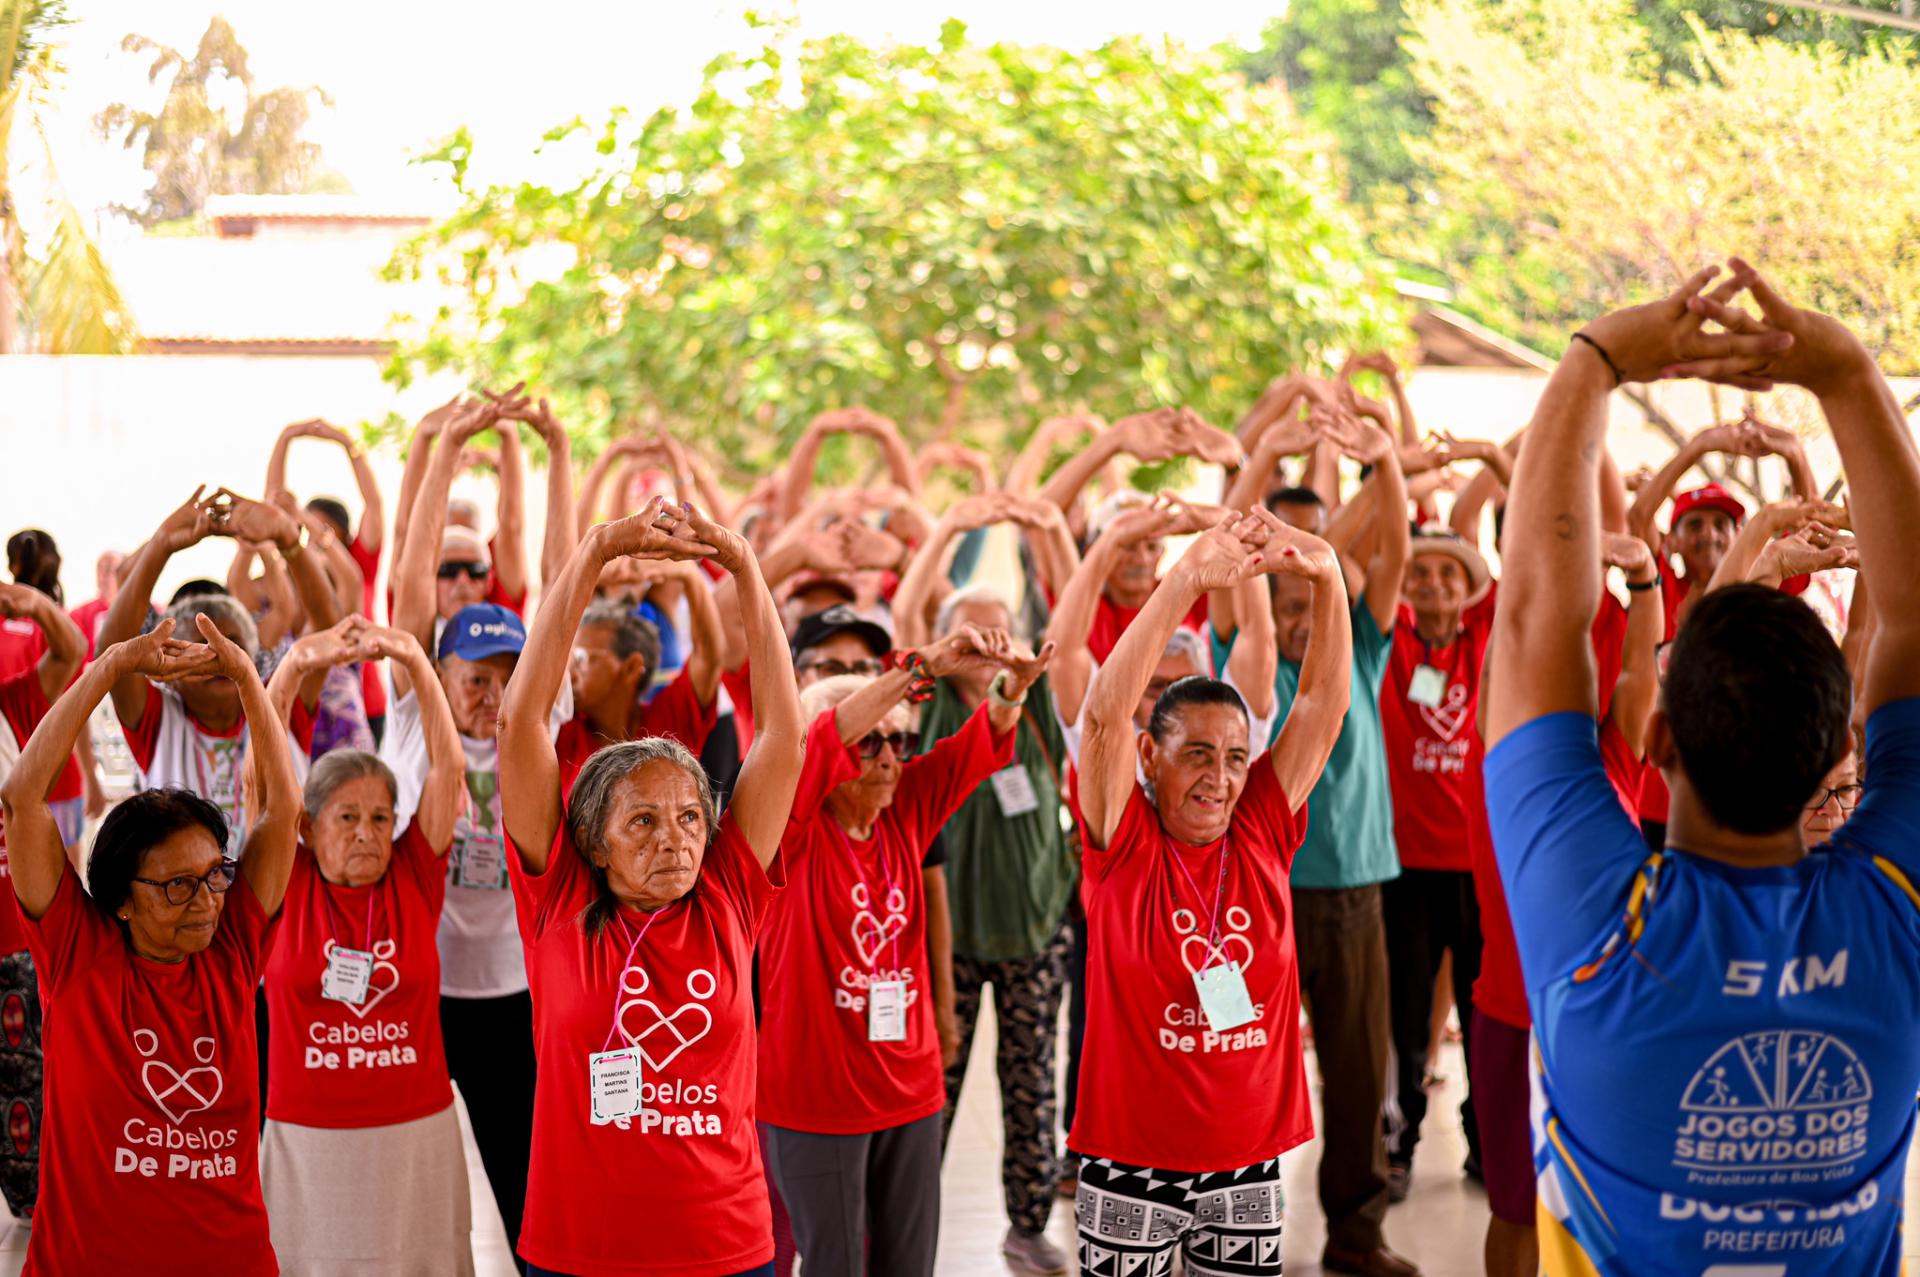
[1087, 489, 1154, 544]
[1162, 627, 1209, 675]
[934, 583, 1016, 639]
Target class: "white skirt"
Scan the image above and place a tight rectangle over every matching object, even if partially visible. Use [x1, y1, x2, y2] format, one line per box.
[261, 1101, 475, 1276]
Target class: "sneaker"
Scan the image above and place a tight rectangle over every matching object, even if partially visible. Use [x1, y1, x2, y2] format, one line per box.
[1386, 1164, 1412, 1203]
[1003, 1226, 1071, 1275]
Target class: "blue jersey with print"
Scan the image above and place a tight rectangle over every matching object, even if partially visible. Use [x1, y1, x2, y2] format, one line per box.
[1485, 701, 1920, 1276]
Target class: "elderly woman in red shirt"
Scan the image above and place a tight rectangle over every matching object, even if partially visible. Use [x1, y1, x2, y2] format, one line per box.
[497, 498, 804, 1277]
[0, 614, 301, 1276]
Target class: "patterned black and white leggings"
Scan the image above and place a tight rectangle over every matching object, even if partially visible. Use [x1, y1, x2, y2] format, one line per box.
[1074, 1153, 1285, 1277]
[939, 920, 1071, 1235]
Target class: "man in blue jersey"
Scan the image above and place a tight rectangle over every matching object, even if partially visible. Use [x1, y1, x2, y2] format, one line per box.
[1483, 259, 1920, 1276]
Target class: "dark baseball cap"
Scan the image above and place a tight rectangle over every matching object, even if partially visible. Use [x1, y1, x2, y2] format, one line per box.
[438, 603, 527, 662]
[789, 605, 892, 662]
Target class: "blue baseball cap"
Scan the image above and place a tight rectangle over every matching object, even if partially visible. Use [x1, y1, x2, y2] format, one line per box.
[438, 603, 527, 663]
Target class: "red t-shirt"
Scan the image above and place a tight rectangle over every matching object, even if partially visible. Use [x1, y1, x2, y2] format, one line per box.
[757, 705, 1012, 1135]
[1380, 591, 1497, 873]
[18, 866, 274, 1275]
[1068, 762, 1309, 1171]
[507, 810, 780, 1276]
[555, 670, 719, 797]
[0, 672, 52, 954]
[264, 825, 451, 1129]
[719, 663, 754, 756]
[1087, 590, 1209, 665]
[0, 628, 80, 804]
[348, 535, 388, 721]
[69, 599, 110, 659]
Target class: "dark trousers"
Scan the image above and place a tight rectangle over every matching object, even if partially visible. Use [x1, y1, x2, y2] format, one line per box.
[1294, 883, 1393, 1253]
[1382, 868, 1484, 1172]
[763, 1113, 943, 1277]
[938, 920, 1071, 1234]
[442, 991, 535, 1270]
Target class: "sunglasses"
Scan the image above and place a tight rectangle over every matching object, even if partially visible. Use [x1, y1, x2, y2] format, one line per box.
[132, 860, 238, 907]
[856, 730, 918, 760]
[438, 560, 492, 582]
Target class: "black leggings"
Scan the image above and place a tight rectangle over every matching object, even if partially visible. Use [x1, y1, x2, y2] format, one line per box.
[441, 991, 536, 1268]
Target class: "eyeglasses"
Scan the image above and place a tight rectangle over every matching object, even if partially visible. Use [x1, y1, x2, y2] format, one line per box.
[856, 730, 918, 760]
[132, 861, 238, 907]
[801, 657, 885, 679]
[437, 560, 492, 582]
[1806, 784, 1863, 812]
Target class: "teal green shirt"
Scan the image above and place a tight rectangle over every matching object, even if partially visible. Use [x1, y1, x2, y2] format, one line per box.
[917, 674, 1077, 961]
[1212, 601, 1399, 890]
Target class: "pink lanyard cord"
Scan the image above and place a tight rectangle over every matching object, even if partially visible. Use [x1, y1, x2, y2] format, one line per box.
[321, 881, 377, 955]
[1170, 832, 1233, 971]
[601, 905, 670, 1054]
[830, 819, 905, 974]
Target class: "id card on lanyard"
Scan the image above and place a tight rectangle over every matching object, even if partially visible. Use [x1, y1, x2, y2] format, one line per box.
[319, 884, 379, 1006]
[830, 822, 910, 1043]
[590, 905, 669, 1126]
[1171, 833, 1257, 1032]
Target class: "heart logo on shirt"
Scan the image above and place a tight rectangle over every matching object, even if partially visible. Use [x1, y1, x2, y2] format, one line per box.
[324, 938, 402, 1019]
[1418, 682, 1471, 741]
[1173, 905, 1256, 977]
[851, 910, 908, 968]
[615, 969, 717, 1073]
[134, 1028, 225, 1125]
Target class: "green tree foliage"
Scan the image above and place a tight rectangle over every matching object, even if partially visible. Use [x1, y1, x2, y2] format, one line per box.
[386, 20, 1403, 471]
[1399, 0, 1920, 367]
[0, 0, 136, 353]
[95, 17, 341, 227]
[1238, 0, 1913, 205]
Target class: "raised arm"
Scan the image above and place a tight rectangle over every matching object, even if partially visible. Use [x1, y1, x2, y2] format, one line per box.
[96, 489, 220, 728]
[1601, 535, 1664, 758]
[1324, 410, 1410, 636]
[185, 615, 297, 913]
[1261, 518, 1354, 809]
[489, 401, 530, 606]
[1224, 573, 1277, 721]
[892, 494, 1006, 649]
[1008, 414, 1103, 496]
[244, 544, 298, 652]
[498, 397, 578, 591]
[266, 616, 368, 729]
[1, 625, 215, 915]
[683, 505, 803, 865]
[392, 400, 499, 689]
[574, 435, 644, 539]
[218, 490, 340, 635]
[1488, 264, 1790, 747]
[376, 627, 461, 853]
[0, 584, 84, 703]
[390, 399, 460, 574]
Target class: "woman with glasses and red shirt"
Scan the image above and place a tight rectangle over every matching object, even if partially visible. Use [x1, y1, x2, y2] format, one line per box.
[0, 615, 302, 1276]
[759, 624, 1052, 1277]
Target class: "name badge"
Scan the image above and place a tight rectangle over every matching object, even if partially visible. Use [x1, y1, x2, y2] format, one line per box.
[321, 946, 375, 1005]
[589, 1048, 643, 1125]
[990, 764, 1041, 817]
[1193, 961, 1257, 1033]
[1408, 664, 1448, 709]
[455, 833, 507, 890]
[868, 979, 908, 1042]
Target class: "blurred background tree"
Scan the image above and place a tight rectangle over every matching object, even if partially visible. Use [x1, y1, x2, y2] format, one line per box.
[95, 16, 343, 228]
[385, 19, 1404, 474]
[0, 0, 135, 353]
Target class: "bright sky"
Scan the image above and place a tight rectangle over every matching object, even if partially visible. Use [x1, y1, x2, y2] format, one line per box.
[36, 0, 1279, 224]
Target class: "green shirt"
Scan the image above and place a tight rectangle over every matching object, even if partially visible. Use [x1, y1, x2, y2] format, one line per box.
[917, 674, 1077, 961]
[1212, 601, 1399, 890]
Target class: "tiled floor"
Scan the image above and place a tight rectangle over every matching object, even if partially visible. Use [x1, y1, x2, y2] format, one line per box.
[0, 990, 1912, 1274]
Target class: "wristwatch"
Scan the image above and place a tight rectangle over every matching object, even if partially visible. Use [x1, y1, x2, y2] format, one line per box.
[280, 524, 311, 560]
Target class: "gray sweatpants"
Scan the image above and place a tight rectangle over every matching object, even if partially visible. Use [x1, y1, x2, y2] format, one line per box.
[761, 1112, 943, 1277]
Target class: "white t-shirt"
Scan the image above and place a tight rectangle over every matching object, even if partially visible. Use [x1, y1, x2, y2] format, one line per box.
[124, 683, 314, 857]
[382, 677, 572, 999]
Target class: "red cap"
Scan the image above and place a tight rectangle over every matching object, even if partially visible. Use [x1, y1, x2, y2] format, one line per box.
[1671, 483, 1746, 529]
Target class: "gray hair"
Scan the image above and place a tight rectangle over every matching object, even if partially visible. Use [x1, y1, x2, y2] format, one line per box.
[166, 592, 259, 658]
[934, 583, 1017, 640]
[1163, 628, 1209, 676]
[303, 749, 399, 818]
[568, 737, 717, 937]
[581, 599, 662, 680]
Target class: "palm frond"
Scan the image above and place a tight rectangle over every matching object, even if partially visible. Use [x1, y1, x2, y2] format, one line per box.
[25, 198, 135, 353]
